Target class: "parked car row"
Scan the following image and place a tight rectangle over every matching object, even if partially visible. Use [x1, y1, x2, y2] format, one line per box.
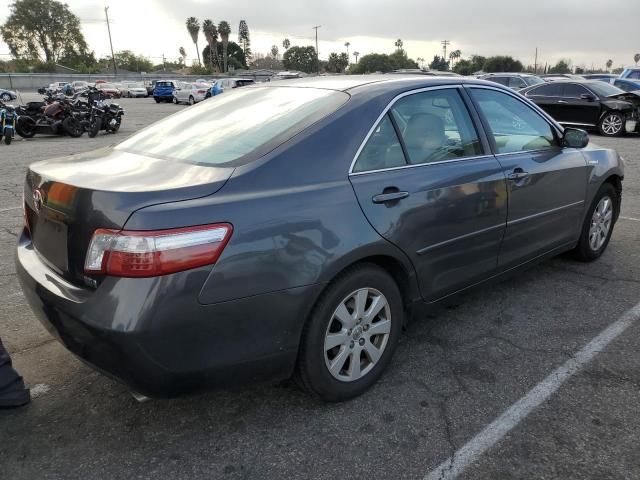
[151, 78, 256, 104]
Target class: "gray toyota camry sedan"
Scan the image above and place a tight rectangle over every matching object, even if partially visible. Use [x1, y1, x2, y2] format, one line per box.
[17, 76, 624, 401]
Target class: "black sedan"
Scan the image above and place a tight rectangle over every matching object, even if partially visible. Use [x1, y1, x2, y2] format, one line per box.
[17, 76, 624, 401]
[520, 80, 640, 136]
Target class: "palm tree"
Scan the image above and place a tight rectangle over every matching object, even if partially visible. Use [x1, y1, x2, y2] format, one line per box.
[635, 53, 640, 65]
[218, 21, 231, 72]
[179, 46, 187, 67]
[353, 51, 360, 64]
[271, 45, 279, 60]
[283, 38, 291, 51]
[344, 41, 350, 58]
[606, 59, 613, 72]
[185, 17, 201, 66]
[394, 39, 403, 51]
[416, 57, 424, 69]
[202, 19, 219, 71]
[449, 49, 461, 69]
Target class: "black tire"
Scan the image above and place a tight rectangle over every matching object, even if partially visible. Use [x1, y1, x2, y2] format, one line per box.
[111, 118, 121, 133]
[205, 92, 211, 99]
[62, 116, 84, 138]
[598, 112, 625, 137]
[173, 96, 179, 104]
[0, 93, 10, 102]
[16, 116, 36, 138]
[573, 183, 618, 262]
[4, 128, 12, 145]
[188, 96, 195, 105]
[154, 97, 161, 103]
[295, 264, 404, 402]
[88, 118, 101, 138]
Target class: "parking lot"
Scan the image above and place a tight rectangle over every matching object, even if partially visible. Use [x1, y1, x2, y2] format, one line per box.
[1, 94, 639, 480]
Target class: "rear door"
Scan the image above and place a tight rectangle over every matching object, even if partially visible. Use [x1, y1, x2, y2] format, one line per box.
[349, 87, 507, 301]
[523, 83, 563, 120]
[467, 86, 588, 269]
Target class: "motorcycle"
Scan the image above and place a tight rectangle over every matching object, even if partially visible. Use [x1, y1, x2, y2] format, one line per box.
[0, 101, 17, 145]
[16, 92, 85, 138]
[83, 87, 125, 138]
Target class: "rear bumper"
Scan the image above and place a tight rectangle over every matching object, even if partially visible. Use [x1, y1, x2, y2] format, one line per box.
[16, 231, 322, 397]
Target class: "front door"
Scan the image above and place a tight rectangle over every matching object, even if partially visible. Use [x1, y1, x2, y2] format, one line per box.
[556, 83, 602, 126]
[349, 87, 508, 301]
[467, 86, 588, 269]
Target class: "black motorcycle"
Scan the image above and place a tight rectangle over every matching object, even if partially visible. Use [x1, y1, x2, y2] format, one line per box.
[84, 87, 125, 138]
[0, 101, 17, 145]
[16, 92, 85, 138]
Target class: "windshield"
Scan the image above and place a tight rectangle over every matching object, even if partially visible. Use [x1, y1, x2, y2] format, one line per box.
[588, 82, 625, 97]
[116, 86, 349, 165]
[100, 84, 116, 89]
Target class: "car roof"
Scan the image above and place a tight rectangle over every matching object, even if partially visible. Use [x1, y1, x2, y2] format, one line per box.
[260, 74, 491, 92]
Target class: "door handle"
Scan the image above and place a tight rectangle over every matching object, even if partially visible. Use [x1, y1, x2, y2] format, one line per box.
[372, 191, 410, 204]
[507, 168, 529, 181]
[557, 100, 568, 104]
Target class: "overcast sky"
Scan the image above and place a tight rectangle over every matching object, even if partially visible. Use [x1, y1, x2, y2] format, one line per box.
[1, 0, 638, 70]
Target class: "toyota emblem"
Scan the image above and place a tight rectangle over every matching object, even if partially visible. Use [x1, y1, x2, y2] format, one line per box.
[33, 189, 43, 212]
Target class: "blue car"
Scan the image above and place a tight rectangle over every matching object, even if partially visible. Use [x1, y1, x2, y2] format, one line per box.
[611, 78, 640, 92]
[620, 67, 640, 80]
[153, 80, 176, 103]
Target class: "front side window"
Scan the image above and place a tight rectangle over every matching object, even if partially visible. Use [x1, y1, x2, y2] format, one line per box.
[562, 84, 589, 98]
[526, 83, 562, 96]
[117, 87, 349, 166]
[508, 77, 527, 89]
[470, 88, 558, 154]
[390, 89, 483, 165]
[353, 114, 406, 173]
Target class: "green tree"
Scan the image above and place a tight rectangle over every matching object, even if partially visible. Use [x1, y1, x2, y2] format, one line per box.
[282, 46, 317, 73]
[327, 52, 349, 73]
[203, 41, 247, 71]
[394, 39, 403, 51]
[606, 59, 613, 72]
[186, 17, 201, 66]
[482, 55, 523, 72]
[179, 46, 187, 67]
[270, 45, 279, 59]
[344, 41, 350, 58]
[353, 51, 360, 63]
[202, 19, 219, 71]
[218, 21, 231, 72]
[350, 51, 418, 74]
[282, 38, 291, 51]
[57, 49, 99, 72]
[238, 20, 251, 61]
[110, 50, 153, 72]
[635, 53, 640, 65]
[429, 55, 449, 71]
[549, 59, 571, 74]
[449, 49, 461, 69]
[1, 0, 88, 63]
[452, 55, 486, 75]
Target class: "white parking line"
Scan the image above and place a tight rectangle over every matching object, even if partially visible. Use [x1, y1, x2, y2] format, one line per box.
[620, 216, 640, 222]
[423, 300, 640, 480]
[0, 206, 21, 212]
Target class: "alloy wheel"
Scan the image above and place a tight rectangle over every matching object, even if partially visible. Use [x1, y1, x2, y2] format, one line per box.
[601, 114, 623, 136]
[589, 195, 613, 251]
[1, 93, 10, 101]
[324, 288, 391, 382]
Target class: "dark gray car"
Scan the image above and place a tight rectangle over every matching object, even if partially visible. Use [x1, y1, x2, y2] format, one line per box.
[16, 76, 624, 401]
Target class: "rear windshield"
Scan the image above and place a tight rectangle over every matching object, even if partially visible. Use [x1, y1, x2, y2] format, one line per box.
[116, 86, 349, 165]
[156, 81, 173, 87]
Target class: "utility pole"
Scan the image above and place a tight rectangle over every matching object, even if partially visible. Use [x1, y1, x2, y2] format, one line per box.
[313, 25, 321, 74]
[162, 54, 166, 72]
[441, 39, 450, 65]
[104, 7, 117, 76]
[534, 47, 538, 73]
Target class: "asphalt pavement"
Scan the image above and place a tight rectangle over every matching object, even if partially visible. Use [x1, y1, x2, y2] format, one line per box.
[1, 94, 639, 480]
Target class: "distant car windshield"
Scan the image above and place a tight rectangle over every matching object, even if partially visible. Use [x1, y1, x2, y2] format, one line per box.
[100, 84, 116, 89]
[526, 77, 544, 86]
[116, 86, 349, 166]
[588, 82, 625, 98]
[157, 81, 173, 87]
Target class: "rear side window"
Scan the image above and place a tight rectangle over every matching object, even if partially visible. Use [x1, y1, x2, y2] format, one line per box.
[353, 115, 406, 173]
[117, 87, 348, 165]
[627, 70, 640, 80]
[488, 76, 509, 86]
[562, 84, 589, 98]
[470, 88, 558, 154]
[508, 77, 527, 89]
[391, 89, 483, 165]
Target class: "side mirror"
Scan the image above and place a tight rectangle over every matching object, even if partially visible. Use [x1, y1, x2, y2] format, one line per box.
[563, 128, 589, 149]
[580, 93, 595, 101]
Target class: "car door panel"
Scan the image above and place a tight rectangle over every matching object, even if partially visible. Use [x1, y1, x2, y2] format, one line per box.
[494, 149, 588, 268]
[558, 84, 601, 125]
[351, 158, 507, 301]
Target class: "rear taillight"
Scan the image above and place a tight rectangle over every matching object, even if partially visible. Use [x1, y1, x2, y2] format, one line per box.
[84, 223, 232, 277]
[197, 90, 207, 94]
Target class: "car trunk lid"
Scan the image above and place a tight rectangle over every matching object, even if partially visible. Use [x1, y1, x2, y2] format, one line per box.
[24, 147, 233, 286]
